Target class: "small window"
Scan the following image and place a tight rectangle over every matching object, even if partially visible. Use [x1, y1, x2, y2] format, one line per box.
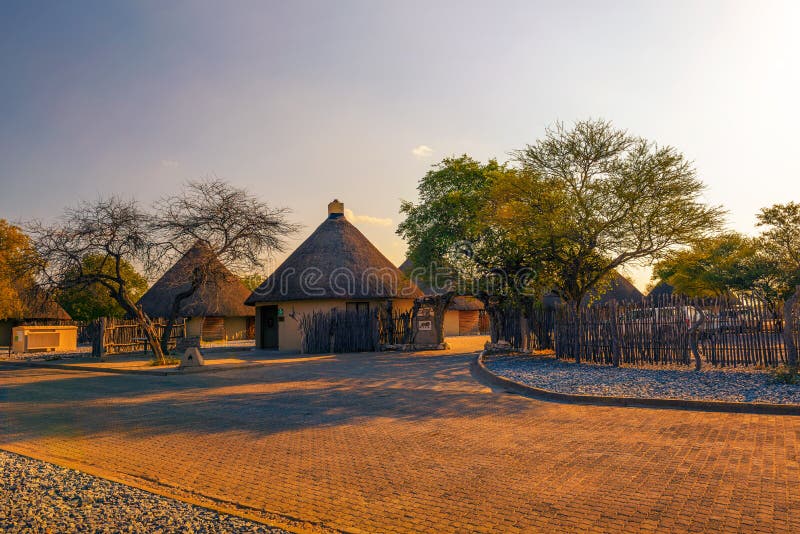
[346, 301, 370, 314]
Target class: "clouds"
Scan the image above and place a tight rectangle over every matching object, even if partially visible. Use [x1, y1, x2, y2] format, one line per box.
[411, 145, 433, 158]
[344, 208, 392, 227]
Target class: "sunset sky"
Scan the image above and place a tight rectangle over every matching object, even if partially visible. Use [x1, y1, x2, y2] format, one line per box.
[2, 0, 799, 290]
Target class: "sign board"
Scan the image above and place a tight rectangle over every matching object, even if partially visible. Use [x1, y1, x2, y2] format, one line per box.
[414, 304, 440, 344]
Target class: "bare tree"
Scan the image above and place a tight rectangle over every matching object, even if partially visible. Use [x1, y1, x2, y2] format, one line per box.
[149, 179, 299, 351]
[27, 197, 170, 363]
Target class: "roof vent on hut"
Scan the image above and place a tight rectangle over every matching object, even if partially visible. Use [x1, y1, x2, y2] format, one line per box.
[328, 199, 344, 219]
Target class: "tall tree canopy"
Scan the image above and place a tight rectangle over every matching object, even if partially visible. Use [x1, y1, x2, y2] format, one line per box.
[397, 156, 545, 299]
[506, 119, 725, 307]
[0, 219, 39, 320]
[57, 255, 148, 322]
[756, 201, 800, 297]
[653, 233, 772, 298]
[398, 120, 725, 310]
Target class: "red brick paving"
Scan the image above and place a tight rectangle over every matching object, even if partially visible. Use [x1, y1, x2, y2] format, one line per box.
[2, 339, 799, 532]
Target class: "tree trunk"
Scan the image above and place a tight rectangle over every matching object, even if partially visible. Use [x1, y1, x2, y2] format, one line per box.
[476, 293, 503, 343]
[520, 311, 530, 352]
[610, 300, 620, 367]
[160, 274, 203, 354]
[433, 292, 454, 345]
[113, 289, 167, 364]
[783, 286, 800, 370]
[134, 306, 167, 364]
[137, 308, 167, 365]
[160, 315, 178, 355]
[688, 305, 705, 371]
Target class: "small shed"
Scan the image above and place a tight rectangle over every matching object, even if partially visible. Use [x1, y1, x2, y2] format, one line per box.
[0, 286, 72, 347]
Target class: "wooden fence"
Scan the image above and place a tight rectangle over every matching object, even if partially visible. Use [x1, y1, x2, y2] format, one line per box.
[89, 317, 187, 357]
[298, 309, 414, 354]
[501, 294, 800, 368]
[380, 310, 414, 346]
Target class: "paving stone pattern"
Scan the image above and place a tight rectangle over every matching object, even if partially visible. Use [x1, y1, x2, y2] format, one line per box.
[2, 339, 800, 533]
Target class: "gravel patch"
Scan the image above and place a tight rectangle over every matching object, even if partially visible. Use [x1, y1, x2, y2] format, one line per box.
[0, 450, 287, 533]
[0, 346, 93, 362]
[485, 354, 800, 405]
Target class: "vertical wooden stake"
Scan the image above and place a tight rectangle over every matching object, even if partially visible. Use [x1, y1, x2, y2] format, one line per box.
[783, 285, 800, 369]
[98, 317, 107, 361]
[610, 300, 620, 367]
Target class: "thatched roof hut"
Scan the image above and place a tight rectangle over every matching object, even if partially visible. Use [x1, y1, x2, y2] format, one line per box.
[247, 201, 422, 304]
[0, 286, 71, 347]
[584, 272, 644, 305]
[138, 242, 254, 342]
[647, 280, 675, 298]
[246, 200, 422, 351]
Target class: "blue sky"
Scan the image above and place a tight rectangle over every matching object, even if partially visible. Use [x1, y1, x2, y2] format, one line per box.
[2, 1, 799, 289]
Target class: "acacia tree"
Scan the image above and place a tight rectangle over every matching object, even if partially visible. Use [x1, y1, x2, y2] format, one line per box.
[27, 198, 171, 362]
[149, 179, 298, 351]
[653, 233, 774, 298]
[506, 119, 725, 308]
[756, 202, 800, 298]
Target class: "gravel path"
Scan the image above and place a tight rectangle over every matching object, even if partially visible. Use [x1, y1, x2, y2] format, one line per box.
[485, 354, 800, 404]
[0, 450, 287, 533]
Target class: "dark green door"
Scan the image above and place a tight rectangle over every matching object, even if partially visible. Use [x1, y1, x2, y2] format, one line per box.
[261, 306, 279, 349]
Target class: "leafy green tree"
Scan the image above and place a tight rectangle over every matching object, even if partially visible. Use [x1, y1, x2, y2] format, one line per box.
[239, 272, 266, 292]
[757, 202, 800, 298]
[653, 233, 773, 298]
[397, 155, 547, 298]
[397, 155, 551, 344]
[58, 255, 148, 321]
[507, 119, 725, 308]
[0, 219, 39, 320]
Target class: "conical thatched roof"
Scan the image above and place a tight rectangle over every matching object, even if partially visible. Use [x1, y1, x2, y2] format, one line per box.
[138, 243, 253, 318]
[647, 280, 674, 298]
[246, 201, 422, 304]
[449, 296, 484, 311]
[18, 286, 71, 320]
[584, 272, 644, 304]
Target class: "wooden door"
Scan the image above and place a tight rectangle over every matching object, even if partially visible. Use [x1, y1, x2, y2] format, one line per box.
[260, 306, 279, 349]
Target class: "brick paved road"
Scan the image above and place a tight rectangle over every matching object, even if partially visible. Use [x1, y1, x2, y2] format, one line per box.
[2, 338, 800, 533]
